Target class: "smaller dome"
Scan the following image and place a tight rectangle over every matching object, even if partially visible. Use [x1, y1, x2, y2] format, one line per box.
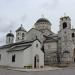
[16, 24, 26, 32]
[6, 32, 14, 37]
[36, 18, 51, 25]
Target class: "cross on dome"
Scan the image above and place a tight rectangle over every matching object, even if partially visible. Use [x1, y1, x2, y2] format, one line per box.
[10, 30, 12, 33]
[41, 14, 45, 18]
[21, 24, 23, 27]
[64, 13, 67, 17]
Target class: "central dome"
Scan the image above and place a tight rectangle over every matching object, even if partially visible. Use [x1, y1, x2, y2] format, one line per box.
[35, 18, 52, 32]
[36, 18, 51, 25]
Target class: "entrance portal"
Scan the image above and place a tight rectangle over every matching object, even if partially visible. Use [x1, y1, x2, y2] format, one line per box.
[34, 55, 39, 68]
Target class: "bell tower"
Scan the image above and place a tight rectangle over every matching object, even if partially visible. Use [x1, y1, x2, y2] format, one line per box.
[16, 24, 27, 42]
[58, 16, 73, 63]
[60, 16, 71, 30]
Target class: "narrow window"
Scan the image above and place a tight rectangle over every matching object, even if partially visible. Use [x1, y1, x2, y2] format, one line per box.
[63, 22, 67, 29]
[18, 37, 19, 40]
[12, 54, 15, 62]
[9, 38, 10, 42]
[22, 37, 24, 40]
[72, 33, 74, 37]
[36, 44, 38, 47]
[22, 33, 24, 37]
[17, 33, 19, 35]
[0, 54, 1, 60]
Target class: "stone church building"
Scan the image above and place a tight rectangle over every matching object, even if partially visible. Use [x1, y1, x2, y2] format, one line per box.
[0, 15, 75, 68]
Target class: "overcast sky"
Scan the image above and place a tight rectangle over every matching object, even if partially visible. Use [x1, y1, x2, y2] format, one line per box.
[0, 0, 75, 45]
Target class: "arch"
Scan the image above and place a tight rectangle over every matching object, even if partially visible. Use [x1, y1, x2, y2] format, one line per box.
[12, 54, 15, 62]
[9, 37, 10, 42]
[63, 22, 67, 29]
[34, 55, 39, 68]
[72, 33, 74, 37]
[22, 33, 24, 37]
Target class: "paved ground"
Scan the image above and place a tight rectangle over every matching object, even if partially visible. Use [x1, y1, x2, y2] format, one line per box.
[7, 67, 61, 71]
[0, 67, 75, 75]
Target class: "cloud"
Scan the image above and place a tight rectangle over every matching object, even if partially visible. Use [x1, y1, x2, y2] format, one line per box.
[0, 17, 16, 33]
[0, 19, 17, 45]
[0, 0, 75, 45]
[40, 0, 60, 10]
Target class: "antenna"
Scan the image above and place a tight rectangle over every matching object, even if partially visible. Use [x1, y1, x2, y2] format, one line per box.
[10, 30, 12, 33]
[64, 13, 66, 16]
[21, 24, 22, 27]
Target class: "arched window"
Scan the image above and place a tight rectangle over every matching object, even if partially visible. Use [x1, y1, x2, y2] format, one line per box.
[22, 33, 24, 37]
[72, 33, 74, 37]
[12, 54, 15, 62]
[63, 22, 67, 29]
[18, 37, 19, 40]
[36, 44, 38, 47]
[9, 37, 10, 42]
[74, 48, 75, 62]
[0, 54, 1, 60]
[17, 33, 19, 35]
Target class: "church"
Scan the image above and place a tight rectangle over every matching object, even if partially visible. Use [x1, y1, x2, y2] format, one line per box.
[0, 15, 75, 68]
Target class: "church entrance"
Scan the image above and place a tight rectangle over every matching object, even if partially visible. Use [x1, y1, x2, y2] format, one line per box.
[74, 48, 75, 62]
[34, 55, 39, 68]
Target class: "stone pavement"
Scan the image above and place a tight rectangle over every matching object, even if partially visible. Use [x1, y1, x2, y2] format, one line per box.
[7, 66, 62, 72]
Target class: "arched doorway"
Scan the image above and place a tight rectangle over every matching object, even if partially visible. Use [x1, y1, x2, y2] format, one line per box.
[34, 55, 39, 68]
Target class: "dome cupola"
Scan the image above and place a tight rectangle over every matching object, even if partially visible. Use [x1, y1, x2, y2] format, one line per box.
[16, 24, 27, 42]
[6, 30, 14, 45]
[6, 31, 14, 37]
[35, 18, 51, 31]
[16, 24, 26, 32]
[36, 18, 51, 25]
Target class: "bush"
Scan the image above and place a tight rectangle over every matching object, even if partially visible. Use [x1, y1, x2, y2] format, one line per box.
[24, 65, 32, 69]
[40, 66, 43, 68]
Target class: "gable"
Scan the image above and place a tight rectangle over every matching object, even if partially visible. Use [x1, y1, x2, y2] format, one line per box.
[26, 28, 44, 43]
[7, 44, 32, 52]
[6, 39, 41, 52]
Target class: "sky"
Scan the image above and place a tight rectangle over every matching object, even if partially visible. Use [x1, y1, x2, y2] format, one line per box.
[0, 0, 75, 45]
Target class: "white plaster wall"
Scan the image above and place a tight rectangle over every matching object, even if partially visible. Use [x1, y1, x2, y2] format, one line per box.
[23, 47, 32, 66]
[0, 48, 9, 66]
[0, 47, 32, 68]
[0, 40, 44, 68]
[7, 51, 24, 68]
[16, 31, 26, 42]
[8, 40, 44, 68]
